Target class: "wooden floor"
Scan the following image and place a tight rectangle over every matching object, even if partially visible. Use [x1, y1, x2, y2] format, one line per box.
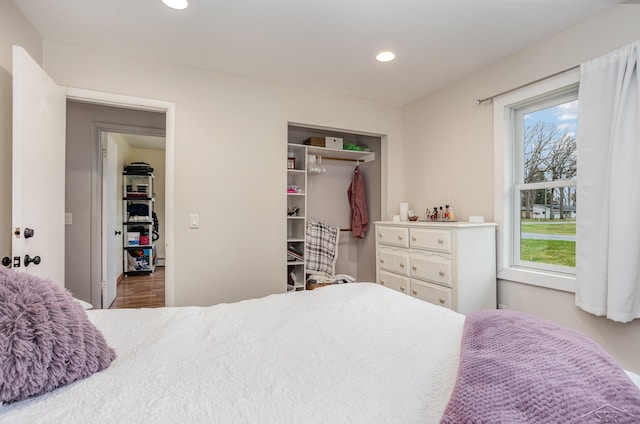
[109, 266, 165, 309]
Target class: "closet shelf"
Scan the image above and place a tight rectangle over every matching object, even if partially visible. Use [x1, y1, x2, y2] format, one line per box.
[306, 146, 375, 163]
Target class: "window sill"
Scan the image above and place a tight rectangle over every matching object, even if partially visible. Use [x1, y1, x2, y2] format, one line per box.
[497, 266, 576, 293]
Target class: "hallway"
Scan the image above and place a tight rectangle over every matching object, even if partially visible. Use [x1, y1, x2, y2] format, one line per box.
[109, 267, 165, 309]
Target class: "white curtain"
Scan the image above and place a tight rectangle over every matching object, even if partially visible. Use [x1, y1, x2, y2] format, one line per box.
[575, 40, 640, 323]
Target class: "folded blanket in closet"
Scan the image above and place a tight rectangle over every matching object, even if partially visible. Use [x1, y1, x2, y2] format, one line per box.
[305, 220, 339, 278]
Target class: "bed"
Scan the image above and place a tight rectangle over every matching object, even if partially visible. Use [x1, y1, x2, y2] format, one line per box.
[1, 274, 640, 423]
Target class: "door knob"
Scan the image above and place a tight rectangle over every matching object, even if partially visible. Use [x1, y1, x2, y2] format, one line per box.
[2, 257, 10, 267]
[24, 255, 41, 266]
[24, 228, 34, 238]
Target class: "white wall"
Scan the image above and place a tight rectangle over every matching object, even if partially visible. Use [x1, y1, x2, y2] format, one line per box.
[42, 41, 403, 307]
[401, 5, 640, 373]
[0, 0, 42, 263]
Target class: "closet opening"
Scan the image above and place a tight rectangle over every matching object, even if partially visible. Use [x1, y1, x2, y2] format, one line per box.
[287, 123, 383, 288]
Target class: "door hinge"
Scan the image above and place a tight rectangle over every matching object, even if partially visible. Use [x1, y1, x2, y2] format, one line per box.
[101, 281, 107, 290]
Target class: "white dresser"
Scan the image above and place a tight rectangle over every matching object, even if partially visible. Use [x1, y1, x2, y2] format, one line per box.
[374, 221, 497, 314]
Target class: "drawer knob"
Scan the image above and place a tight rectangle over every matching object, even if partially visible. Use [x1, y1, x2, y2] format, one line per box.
[400, 263, 405, 268]
[412, 289, 417, 295]
[439, 270, 445, 276]
[380, 258, 385, 263]
[412, 265, 417, 271]
[411, 236, 416, 241]
[439, 298, 445, 304]
[378, 233, 383, 238]
[380, 281, 385, 285]
[398, 235, 403, 240]
[400, 286, 405, 291]
[438, 238, 444, 244]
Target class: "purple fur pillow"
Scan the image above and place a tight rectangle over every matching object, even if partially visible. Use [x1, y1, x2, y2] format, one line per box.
[0, 267, 116, 404]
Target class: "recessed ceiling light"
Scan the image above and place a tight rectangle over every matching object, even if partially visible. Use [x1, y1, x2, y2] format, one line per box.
[162, 0, 188, 10]
[376, 51, 396, 62]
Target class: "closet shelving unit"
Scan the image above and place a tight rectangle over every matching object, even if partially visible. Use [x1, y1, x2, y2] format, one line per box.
[123, 172, 156, 275]
[287, 144, 307, 291]
[286, 142, 375, 292]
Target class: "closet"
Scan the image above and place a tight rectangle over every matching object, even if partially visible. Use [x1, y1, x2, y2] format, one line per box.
[286, 124, 382, 291]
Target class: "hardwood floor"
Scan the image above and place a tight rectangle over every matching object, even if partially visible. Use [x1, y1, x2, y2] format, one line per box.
[109, 266, 165, 309]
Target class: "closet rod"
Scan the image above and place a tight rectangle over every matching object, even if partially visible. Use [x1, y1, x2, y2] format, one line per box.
[322, 156, 362, 163]
[339, 228, 352, 232]
[476, 65, 580, 105]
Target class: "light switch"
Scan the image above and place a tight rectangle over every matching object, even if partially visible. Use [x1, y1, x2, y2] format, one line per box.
[65, 213, 72, 225]
[189, 214, 199, 229]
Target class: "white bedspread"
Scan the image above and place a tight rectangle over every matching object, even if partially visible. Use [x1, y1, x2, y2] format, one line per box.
[0, 283, 465, 424]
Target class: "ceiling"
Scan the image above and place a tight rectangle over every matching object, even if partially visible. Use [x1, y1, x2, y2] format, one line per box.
[14, 0, 628, 104]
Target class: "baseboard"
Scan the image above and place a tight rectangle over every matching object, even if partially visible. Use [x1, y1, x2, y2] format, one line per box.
[117, 273, 125, 286]
[156, 257, 166, 266]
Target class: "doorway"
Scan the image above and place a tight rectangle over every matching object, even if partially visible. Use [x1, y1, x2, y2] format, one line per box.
[65, 99, 170, 309]
[100, 129, 166, 308]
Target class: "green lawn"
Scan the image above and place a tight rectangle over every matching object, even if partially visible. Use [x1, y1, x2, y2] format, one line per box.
[520, 220, 575, 267]
[521, 221, 576, 235]
[520, 239, 575, 267]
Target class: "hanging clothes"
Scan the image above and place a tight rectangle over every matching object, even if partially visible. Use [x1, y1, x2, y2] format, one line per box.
[347, 165, 368, 238]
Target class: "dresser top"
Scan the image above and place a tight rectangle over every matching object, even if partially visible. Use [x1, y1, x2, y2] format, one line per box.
[374, 221, 497, 228]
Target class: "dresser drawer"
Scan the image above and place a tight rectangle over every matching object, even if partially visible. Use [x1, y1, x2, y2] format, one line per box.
[409, 253, 452, 287]
[409, 228, 451, 253]
[378, 270, 410, 295]
[378, 248, 410, 276]
[377, 226, 410, 248]
[410, 279, 452, 309]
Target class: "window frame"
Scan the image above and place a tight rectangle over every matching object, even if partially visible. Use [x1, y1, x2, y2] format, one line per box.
[493, 69, 580, 293]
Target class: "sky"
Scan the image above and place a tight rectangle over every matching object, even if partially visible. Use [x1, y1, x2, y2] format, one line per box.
[523, 99, 578, 184]
[526, 99, 578, 138]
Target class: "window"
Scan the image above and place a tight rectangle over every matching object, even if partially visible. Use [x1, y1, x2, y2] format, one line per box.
[493, 69, 579, 292]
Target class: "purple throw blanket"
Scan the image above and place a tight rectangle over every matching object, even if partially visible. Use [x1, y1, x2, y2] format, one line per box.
[440, 310, 640, 424]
